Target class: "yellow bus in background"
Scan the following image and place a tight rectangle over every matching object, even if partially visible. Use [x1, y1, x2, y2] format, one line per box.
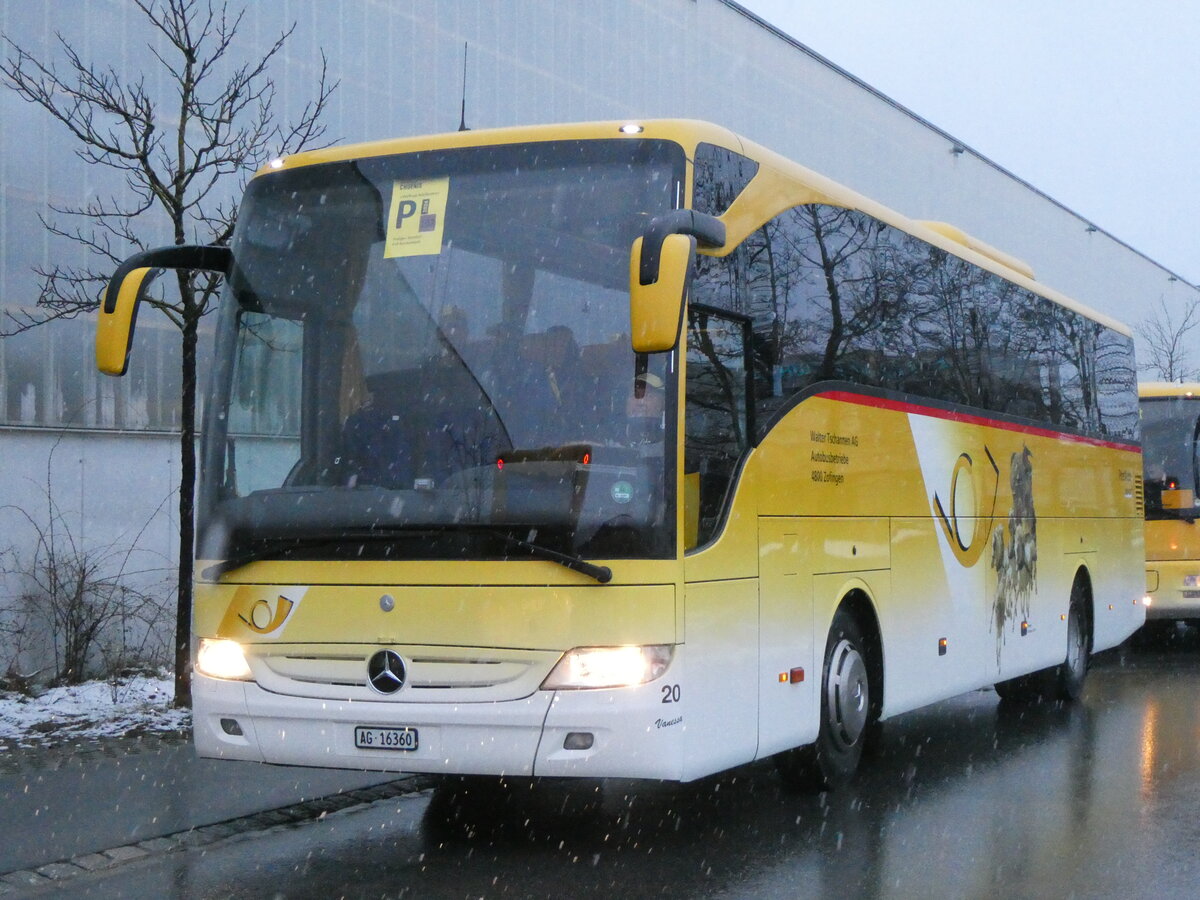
[1139, 382, 1200, 627]
[97, 120, 1145, 790]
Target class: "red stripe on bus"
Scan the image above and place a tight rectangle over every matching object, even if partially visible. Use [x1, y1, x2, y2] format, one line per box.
[814, 390, 1141, 453]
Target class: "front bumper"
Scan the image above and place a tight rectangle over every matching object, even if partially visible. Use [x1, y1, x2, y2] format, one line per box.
[1145, 561, 1200, 620]
[194, 671, 685, 780]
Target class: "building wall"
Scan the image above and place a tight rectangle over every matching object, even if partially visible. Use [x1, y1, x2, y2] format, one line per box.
[0, 428, 179, 674]
[1, 0, 1196, 615]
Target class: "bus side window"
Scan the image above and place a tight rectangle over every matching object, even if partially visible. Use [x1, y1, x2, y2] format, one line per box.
[685, 305, 751, 548]
[1192, 415, 1200, 503]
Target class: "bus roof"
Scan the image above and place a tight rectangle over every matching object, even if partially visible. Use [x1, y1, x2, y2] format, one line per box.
[255, 119, 744, 174]
[255, 118, 1132, 338]
[1140, 382, 1200, 399]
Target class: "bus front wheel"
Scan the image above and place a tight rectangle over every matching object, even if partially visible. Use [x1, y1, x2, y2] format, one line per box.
[777, 608, 873, 791]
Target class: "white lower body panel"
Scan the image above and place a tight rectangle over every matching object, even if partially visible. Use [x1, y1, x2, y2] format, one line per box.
[194, 671, 687, 780]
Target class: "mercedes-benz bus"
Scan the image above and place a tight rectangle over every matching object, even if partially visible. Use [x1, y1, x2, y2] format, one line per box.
[1139, 382, 1200, 627]
[97, 120, 1145, 789]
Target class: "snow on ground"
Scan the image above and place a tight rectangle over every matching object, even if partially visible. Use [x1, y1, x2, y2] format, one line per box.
[0, 673, 191, 747]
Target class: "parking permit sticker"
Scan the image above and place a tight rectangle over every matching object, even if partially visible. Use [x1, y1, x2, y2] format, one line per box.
[384, 177, 449, 258]
[611, 481, 634, 504]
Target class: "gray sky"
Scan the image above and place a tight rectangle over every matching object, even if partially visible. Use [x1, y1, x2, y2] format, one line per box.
[739, 0, 1200, 284]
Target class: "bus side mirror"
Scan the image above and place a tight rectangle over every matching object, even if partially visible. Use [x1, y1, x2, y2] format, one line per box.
[629, 233, 695, 353]
[629, 210, 725, 354]
[97, 267, 159, 376]
[96, 244, 232, 376]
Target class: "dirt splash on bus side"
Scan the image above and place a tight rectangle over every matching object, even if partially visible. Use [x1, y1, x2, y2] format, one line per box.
[991, 445, 1037, 662]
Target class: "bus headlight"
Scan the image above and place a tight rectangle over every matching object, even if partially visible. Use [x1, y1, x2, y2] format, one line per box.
[196, 638, 252, 680]
[542, 645, 673, 690]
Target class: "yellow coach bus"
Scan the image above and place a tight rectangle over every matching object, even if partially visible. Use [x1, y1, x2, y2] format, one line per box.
[1139, 382, 1200, 626]
[97, 120, 1145, 789]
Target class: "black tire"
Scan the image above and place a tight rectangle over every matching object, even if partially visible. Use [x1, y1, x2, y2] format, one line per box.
[1054, 578, 1091, 700]
[777, 607, 873, 791]
[994, 576, 1090, 704]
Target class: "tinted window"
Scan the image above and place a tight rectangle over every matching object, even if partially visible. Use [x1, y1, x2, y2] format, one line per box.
[200, 140, 685, 562]
[1141, 396, 1200, 518]
[692, 143, 759, 217]
[693, 204, 1139, 444]
[684, 305, 752, 547]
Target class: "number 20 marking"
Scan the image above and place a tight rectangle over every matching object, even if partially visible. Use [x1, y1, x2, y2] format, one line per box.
[661, 684, 680, 703]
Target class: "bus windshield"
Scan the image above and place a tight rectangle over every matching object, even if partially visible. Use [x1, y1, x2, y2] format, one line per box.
[198, 139, 684, 564]
[1141, 396, 1200, 520]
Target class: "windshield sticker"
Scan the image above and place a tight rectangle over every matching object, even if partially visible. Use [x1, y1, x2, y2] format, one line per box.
[384, 177, 449, 258]
[611, 481, 634, 504]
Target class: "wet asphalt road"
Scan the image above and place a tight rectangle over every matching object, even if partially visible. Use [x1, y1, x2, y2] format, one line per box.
[17, 627, 1200, 899]
[0, 744, 397, 874]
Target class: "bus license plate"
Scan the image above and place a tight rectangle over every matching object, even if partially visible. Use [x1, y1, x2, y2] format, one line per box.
[354, 726, 418, 751]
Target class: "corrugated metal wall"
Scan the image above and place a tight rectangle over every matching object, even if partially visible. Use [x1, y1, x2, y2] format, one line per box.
[0, 0, 1192, 616]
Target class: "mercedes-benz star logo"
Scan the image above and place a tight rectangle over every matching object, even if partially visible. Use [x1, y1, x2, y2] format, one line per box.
[367, 649, 407, 695]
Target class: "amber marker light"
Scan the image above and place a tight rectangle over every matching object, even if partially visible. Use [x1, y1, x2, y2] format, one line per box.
[619, 123, 644, 134]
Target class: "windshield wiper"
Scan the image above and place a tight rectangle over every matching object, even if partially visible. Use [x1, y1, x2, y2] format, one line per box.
[200, 535, 363, 580]
[201, 528, 614, 584]
[489, 530, 613, 584]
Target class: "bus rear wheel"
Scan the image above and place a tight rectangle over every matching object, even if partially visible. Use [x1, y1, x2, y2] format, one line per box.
[994, 576, 1091, 703]
[777, 608, 873, 791]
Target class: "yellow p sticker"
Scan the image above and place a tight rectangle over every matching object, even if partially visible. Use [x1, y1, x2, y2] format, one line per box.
[385, 177, 449, 258]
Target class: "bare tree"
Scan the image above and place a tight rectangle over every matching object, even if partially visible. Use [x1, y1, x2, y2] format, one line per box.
[1, 0, 337, 704]
[0, 569, 38, 691]
[1136, 296, 1200, 383]
[1, 434, 174, 686]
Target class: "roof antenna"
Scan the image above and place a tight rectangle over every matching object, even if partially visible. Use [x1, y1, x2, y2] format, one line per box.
[458, 42, 470, 131]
